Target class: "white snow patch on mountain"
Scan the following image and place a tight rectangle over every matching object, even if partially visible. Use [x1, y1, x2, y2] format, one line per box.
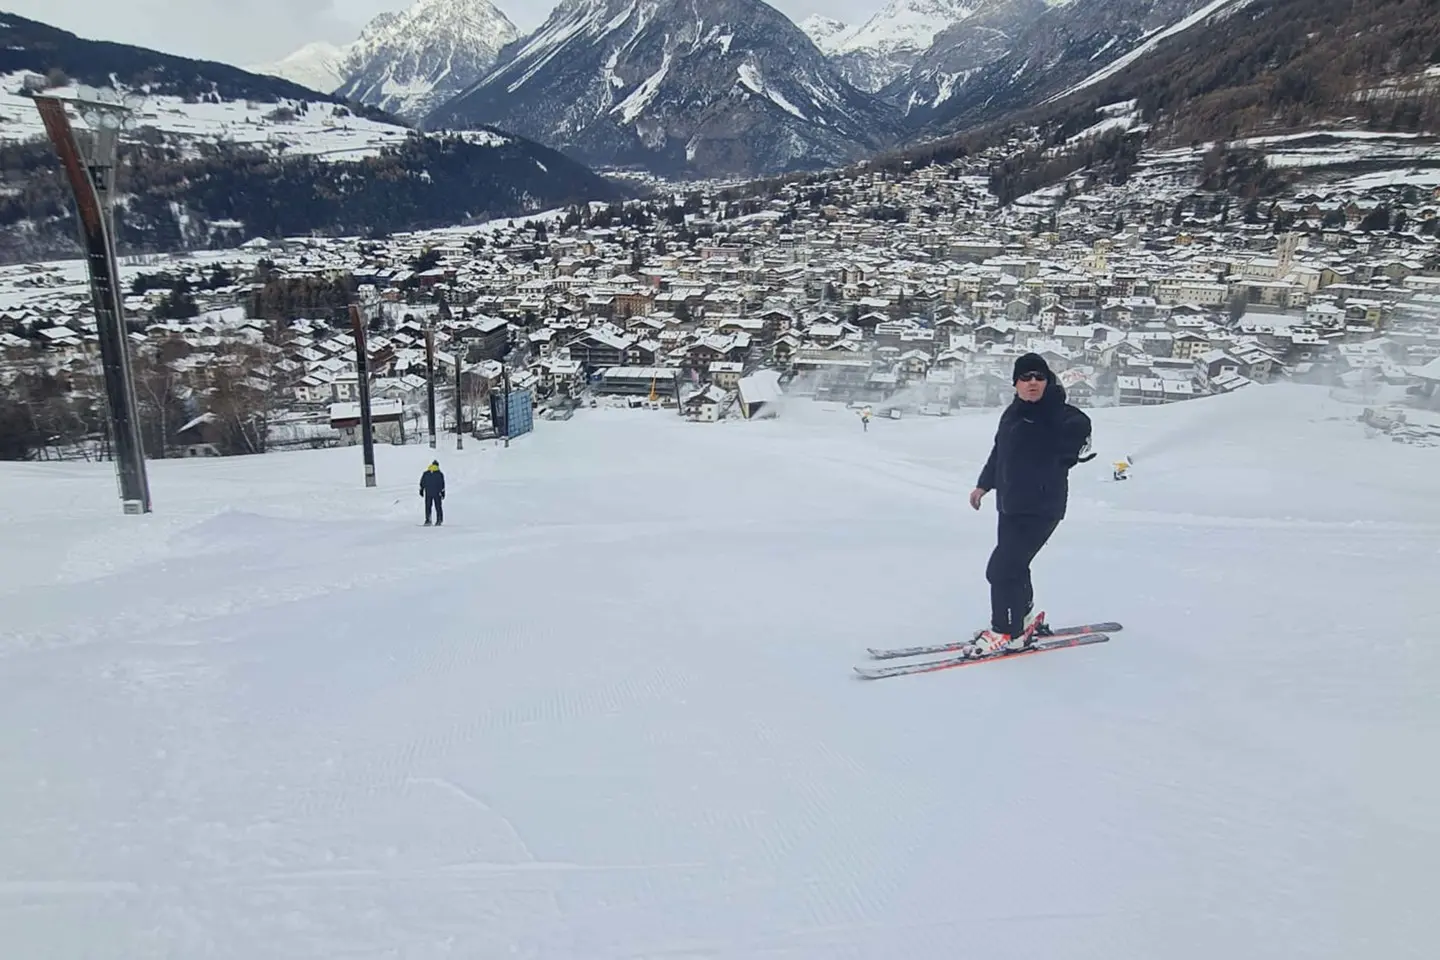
[458, 129, 511, 147]
[798, 14, 850, 54]
[335, 0, 519, 118]
[832, 0, 977, 56]
[1065, 98, 1144, 142]
[249, 41, 351, 95]
[1329, 167, 1440, 191]
[612, 50, 674, 124]
[0, 73, 409, 161]
[1, 386, 1437, 956]
[503, 13, 594, 93]
[1044, 0, 1251, 104]
[736, 62, 808, 120]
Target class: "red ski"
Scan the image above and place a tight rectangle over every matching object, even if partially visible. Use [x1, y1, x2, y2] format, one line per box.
[855, 632, 1111, 680]
[865, 621, 1122, 661]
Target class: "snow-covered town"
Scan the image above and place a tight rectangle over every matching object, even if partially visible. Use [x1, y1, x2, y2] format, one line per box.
[4, 132, 1440, 458]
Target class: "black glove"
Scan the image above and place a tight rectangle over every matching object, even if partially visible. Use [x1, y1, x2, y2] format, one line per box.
[440, 491, 445, 500]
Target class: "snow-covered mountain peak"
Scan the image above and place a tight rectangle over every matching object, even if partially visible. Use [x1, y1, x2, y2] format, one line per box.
[249, 40, 351, 95]
[347, 0, 517, 62]
[335, 0, 520, 120]
[799, 14, 851, 54]
[832, 0, 980, 56]
[427, 0, 900, 178]
[814, 0, 992, 93]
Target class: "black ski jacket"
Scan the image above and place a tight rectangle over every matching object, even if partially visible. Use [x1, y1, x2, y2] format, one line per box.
[976, 382, 1092, 520]
[419, 469, 446, 497]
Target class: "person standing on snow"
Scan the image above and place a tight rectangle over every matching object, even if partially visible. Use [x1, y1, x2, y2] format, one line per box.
[967, 353, 1093, 656]
[419, 460, 446, 526]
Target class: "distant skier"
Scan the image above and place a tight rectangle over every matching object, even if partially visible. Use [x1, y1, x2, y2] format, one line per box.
[968, 353, 1093, 656]
[1113, 457, 1132, 481]
[419, 460, 445, 526]
[861, 406, 872, 432]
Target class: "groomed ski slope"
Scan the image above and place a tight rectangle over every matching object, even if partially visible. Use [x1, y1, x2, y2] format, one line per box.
[1, 384, 1437, 958]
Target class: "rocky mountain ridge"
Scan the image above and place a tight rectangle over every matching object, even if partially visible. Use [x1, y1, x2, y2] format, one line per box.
[425, 0, 902, 179]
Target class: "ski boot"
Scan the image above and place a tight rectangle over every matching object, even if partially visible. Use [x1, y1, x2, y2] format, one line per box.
[969, 629, 1014, 658]
[968, 611, 1046, 657]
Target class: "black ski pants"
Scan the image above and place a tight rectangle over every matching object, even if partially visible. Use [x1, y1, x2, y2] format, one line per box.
[986, 512, 1060, 636]
[424, 492, 444, 525]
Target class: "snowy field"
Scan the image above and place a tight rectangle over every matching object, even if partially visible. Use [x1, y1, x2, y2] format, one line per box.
[2, 385, 1438, 958]
[0, 72, 507, 162]
[0, 73, 410, 160]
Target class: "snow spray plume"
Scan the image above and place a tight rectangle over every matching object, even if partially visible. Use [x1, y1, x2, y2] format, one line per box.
[1125, 391, 1261, 464]
[774, 369, 822, 403]
[871, 380, 935, 415]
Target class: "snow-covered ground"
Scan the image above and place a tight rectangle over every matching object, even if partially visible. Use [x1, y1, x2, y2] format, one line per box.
[0, 72, 516, 162]
[2, 385, 1438, 958]
[1045, 127, 1440, 214]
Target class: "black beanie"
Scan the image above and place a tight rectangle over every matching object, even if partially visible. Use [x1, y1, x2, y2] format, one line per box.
[1013, 352, 1053, 383]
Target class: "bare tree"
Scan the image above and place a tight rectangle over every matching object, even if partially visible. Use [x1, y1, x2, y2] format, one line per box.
[0, 369, 92, 460]
[206, 341, 297, 455]
[132, 341, 191, 458]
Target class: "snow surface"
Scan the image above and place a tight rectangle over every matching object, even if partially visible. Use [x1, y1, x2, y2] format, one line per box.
[0, 73, 413, 162]
[798, 14, 850, 54]
[2, 385, 1439, 957]
[249, 41, 352, 95]
[1065, 101, 1144, 144]
[831, 0, 977, 57]
[736, 62, 809, 121]
[612, 50, 674, 125]
[334, 0, 520, 119]
[1330, 167, 1440, 191]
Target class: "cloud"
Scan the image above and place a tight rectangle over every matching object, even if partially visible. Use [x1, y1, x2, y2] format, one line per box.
[4, 0, 358, 65]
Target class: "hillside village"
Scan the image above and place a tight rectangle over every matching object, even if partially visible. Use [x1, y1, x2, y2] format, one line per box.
[4, 138, 1440, 458]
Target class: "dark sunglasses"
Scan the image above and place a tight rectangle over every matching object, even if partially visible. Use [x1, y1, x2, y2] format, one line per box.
[1016, 372, 1047, 382]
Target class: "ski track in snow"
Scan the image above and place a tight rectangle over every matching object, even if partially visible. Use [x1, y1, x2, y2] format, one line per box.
[1, 386, 1438, 958]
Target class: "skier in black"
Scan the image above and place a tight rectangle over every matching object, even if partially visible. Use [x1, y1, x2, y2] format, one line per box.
[419, 460, 445, 526]
[968, 353, 1093, 656]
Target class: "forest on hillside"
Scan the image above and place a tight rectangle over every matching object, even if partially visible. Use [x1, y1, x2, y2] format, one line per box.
[0, 132, 625, 262]
[876, 0, 1440, 208]
[0, 10, 355, 105]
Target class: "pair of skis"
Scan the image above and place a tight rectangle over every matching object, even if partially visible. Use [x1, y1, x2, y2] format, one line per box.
[855, 620, 1121, 680]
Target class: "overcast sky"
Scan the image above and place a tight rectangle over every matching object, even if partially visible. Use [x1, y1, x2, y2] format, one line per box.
[3, 0, 883, 66]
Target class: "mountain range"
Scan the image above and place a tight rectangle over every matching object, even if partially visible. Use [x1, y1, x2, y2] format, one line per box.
[253, 0, 1406, 181]
[252, 0, 519, 121]
[809, 0, 1001, 94]
[425, 0, 902, 179]
[5, 0, 1437, 210]
[897, 0, 1246, 132]
[0, 10, 624, 262]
